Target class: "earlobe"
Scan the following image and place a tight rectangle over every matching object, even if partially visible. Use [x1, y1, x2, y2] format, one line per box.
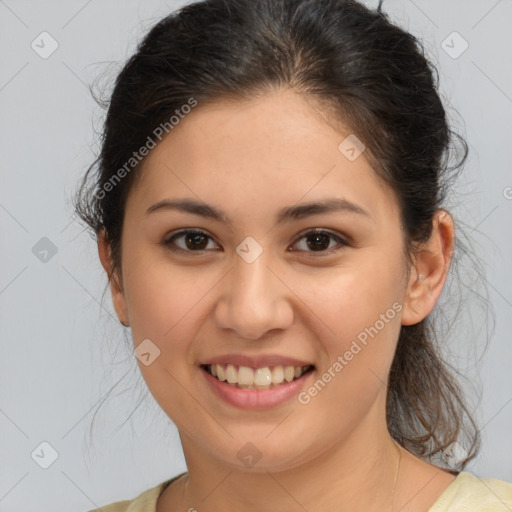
[401, 210, 455, 326]
[97, 228, 130, 327]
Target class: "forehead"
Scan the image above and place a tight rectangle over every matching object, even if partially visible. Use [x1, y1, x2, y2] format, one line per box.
[128, 89, 399, 224]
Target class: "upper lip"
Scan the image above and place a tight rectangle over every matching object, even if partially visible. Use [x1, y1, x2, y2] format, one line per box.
[201, 354, 314, 369]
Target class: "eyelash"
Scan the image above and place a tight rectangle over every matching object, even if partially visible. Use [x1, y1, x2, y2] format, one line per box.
[163, 228, 349, 258]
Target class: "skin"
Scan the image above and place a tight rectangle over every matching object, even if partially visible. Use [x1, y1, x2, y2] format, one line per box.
[99, 89, 457, 511]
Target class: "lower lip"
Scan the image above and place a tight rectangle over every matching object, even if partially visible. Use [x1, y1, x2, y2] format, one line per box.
[201, 367, 314, 410]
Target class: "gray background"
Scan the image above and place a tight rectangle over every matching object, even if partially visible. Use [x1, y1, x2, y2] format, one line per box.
[1, 0, 511, 510]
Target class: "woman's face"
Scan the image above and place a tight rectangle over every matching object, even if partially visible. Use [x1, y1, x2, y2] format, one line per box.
[109, 89, 412, 471]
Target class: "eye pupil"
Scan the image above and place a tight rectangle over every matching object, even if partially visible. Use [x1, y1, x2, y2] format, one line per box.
[186, 233, 208, 250]
[307, 233, 330, 251]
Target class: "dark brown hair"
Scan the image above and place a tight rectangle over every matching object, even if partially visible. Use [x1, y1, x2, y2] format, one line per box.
[75, 0, 485, 469]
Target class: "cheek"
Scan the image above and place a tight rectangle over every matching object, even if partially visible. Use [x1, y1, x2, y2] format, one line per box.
[292, 250, 405, 356]
[291, 264, 404, 442]
[121, 251, 212, 422]
[121, 245, 210, 359]
[290, 257, 404, 429]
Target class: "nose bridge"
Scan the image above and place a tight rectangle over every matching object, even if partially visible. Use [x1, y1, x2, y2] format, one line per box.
[215, 245, 293, 340]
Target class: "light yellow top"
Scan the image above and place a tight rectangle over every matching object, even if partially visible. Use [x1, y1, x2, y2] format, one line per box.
[90, 471, 512, 512]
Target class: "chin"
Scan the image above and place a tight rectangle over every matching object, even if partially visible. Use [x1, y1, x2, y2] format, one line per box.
[204, 434, 322, 474]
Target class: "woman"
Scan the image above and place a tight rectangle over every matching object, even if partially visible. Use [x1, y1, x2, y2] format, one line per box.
[75, 0, 512, 510]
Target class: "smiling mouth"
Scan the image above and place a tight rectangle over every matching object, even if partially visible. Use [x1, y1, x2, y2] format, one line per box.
[202, 364, 314, 390]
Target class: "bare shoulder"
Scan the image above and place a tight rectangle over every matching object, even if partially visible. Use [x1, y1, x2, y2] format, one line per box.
[393, 448, 458, 512]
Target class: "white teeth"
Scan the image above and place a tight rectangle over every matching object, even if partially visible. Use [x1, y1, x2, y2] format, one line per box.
[238, 366, 254, 385]
[217, 365, 226, 381]
[208, 364, 311, 389]
[226, 364, 237, 384]
[271, 365, 284, 385]
[284, 366, 295, 382]
[254, 367, 272, 386]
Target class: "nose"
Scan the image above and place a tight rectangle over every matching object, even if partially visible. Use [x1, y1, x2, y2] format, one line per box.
[214, 250, 294, 340]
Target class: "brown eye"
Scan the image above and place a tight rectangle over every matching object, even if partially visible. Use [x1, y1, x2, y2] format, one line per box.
[184, 232, 209, 250]
[164, 230, 219, 253]
[291, 229, 348, 256]
[306, 232, 331, 251]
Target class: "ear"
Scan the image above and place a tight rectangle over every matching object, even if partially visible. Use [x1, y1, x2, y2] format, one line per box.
[97, 228, 129, 327]
[401, 210, 455, 326]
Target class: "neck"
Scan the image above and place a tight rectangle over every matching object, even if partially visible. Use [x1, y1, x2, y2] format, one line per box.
[169, 410, 403, 512]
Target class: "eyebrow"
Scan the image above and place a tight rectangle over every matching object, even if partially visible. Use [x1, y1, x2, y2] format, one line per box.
[145, 197, 371, 225]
